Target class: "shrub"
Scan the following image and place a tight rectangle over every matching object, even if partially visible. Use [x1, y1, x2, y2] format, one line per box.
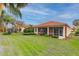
[23, 28, 34, 35]
[75, 28, 79, 36]
[51, 35, 58, 38]
[76, 28, 79, 32]
[75, 32, 79, 36]
[23, 28, 33, 33]
[3, 32, 11, 35]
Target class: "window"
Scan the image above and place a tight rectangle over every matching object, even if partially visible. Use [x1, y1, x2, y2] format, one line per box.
[38, 28, 47, 34]
[54, 27, 59, 36]
[54, 27, 63, 36]
[59, 27, 63, 36]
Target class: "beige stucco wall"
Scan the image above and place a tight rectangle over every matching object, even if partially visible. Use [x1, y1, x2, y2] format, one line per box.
[21, 27, 25, 32]
[59, 26, 72, 39]
[66, 27, 72, 37]
[34, 28, 38, 34]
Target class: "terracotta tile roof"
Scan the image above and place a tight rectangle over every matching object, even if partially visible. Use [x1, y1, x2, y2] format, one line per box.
[34, 21, 70, 28]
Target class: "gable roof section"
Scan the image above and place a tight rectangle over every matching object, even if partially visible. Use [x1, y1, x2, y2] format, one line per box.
[34, 21, 70, 28]
[15, 20, 32, 28]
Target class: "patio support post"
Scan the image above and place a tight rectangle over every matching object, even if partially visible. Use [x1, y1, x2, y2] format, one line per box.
[37, 28, 38, 34]
[35, 28, 39, 34]
[53, 28, 54, 36]
[47, 27, 49, 35]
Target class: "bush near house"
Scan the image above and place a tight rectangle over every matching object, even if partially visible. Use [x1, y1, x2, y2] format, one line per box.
[51, 35, 58, 38]
[23, 28, 34, 35]
[75, 28, 79, 36]
[3, 32, 11, 35]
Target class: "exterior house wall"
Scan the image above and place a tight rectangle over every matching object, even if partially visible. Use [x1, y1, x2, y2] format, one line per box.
[58, 26, 72, 39]
[34, 26, 72, 39]
[34, 28, 38, 34]
[21, 27, 25, 32]
[14, 24, 26, 32]
[59, 26, 72, 39]
[66, 26, 72, 37]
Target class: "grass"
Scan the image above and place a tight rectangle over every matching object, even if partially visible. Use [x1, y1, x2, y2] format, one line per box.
[0, 33, 79, 56]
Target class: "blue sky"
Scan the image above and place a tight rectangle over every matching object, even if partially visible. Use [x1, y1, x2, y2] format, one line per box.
[19, 3, 79, 26]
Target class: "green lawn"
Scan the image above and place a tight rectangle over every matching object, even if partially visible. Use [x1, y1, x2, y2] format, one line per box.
[0, 33, 79, 56]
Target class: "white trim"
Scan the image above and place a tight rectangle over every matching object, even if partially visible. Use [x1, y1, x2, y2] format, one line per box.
[47, 27, 49, 35]
[34, 28, 38, 34]
[58, 27, 65, 39]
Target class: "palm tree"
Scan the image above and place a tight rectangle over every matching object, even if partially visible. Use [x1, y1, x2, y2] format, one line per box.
[0, 10, 7, 32]
[0, 3, 27, 18]
[3, 15, 15, 34]
[0, 3, 27, 33]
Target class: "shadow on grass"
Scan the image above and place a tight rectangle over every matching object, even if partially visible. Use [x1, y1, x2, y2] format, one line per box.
[23, 33, 35, 35]
[2, 32, 12, 35]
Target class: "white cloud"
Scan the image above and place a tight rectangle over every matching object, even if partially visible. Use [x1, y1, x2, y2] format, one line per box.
[21, 6, 57, 16]
[21, 4, 79, 25]
[55, 4, 79, 19]
[21, 7, 49, 15]
[58, 13, 75, 18]
[27, 8, 49, 15]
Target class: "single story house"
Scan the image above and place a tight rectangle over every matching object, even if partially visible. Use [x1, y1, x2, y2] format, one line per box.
[14, 20, 32, 32]
[34, 21, 72, 39]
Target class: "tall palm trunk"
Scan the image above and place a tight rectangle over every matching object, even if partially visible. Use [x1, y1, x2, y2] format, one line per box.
[0, 3, 4, 16]
[0, 3, 5, 32]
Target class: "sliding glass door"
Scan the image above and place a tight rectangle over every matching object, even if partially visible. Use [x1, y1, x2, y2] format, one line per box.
[54, 27, 63, 36]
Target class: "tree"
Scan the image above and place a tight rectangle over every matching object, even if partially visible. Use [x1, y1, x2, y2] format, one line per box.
[3, 15, 14, 23]
[0, 3, 27, 18]
[3, 15, 16, 34]
[0, 10, 15, 34]
[0, 3, 27, 29]
[73, 19, 79, 26]
[0, 3, 27, 34]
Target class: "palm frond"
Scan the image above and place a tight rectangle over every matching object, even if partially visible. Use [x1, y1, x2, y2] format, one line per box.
[16, 3, 28, 9]
[1, 10, 6, 17]
[0, 3, 4, 10]
[3, 3, 27, 19]
[7, 3, 22, 18]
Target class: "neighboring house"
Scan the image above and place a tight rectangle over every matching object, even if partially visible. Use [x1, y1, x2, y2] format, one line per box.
[14, 20, 32, 32]
[34, 21, 72, 39]
[0, 20, 31, 32]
